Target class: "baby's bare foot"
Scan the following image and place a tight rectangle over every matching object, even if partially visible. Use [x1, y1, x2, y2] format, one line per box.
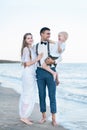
[56, 80, 60, 86]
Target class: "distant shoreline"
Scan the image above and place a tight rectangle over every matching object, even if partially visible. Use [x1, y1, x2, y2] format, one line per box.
[0, 60, 20, 63]
[0, 60, 87, 64]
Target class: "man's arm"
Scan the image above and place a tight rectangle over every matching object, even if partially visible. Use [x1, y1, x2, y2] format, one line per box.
[49, 40, 56, 44]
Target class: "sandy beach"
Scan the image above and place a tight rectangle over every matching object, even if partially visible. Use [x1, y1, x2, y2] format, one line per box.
[0, 86, 67, 130]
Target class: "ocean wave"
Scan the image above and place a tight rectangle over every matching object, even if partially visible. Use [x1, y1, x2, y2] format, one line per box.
[57, 87, 87, 104]
[0, 74, 21, 81]
[60, 94, 87, 104]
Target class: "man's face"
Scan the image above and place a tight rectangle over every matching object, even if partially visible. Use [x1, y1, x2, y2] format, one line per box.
[41, 30, 51, 41]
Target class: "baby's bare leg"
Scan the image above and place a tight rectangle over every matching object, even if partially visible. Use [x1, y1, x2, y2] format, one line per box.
[56, 73, 60, 86]
[42, 62, 57, 80]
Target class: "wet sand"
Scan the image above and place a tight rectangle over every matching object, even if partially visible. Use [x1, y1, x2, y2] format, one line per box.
[0, 86, 67, 130]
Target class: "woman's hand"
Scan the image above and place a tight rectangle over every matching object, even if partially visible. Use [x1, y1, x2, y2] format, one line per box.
[36, 53, 43, 61]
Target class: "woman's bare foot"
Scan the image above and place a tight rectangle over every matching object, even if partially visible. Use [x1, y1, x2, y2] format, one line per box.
[20, 118, 33, 125]
[39, 118, 46, 124]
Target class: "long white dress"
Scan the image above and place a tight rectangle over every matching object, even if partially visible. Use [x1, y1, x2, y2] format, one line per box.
[19, 46, 37, 118]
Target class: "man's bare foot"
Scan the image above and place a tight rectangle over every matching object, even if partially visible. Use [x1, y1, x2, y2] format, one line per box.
[52, 120, 58, 126]
[39, 118, 46, 124]
[52, 114, 57, 126]
[20, 118, 33, 125]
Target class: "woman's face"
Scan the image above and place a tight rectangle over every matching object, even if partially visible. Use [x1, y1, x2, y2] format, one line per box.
[25, 35, 33, 45]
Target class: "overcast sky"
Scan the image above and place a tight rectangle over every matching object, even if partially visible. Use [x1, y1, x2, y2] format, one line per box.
[0, 0, 87, 63]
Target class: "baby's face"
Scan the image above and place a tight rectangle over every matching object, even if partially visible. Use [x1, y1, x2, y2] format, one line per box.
[58, 34, 66, 43]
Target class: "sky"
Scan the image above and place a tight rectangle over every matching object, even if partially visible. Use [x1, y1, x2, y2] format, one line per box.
[0, 0, 87, 63]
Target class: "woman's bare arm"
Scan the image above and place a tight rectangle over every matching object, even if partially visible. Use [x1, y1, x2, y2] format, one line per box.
[23, 53, 43, 67]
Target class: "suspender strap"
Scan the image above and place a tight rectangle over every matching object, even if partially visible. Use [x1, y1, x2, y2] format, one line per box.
[47, 42, 51, 67]
[47, 42, 50, 56]
[36, 43, 39, 55]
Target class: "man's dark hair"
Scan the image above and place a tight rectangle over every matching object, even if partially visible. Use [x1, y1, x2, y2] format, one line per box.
[40, 27, 50, 35]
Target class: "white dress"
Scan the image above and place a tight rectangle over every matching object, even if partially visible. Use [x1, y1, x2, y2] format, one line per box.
[19, 46, 37, 118]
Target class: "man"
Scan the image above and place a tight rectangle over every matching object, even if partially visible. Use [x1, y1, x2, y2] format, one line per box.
[36, 27, 57, 126]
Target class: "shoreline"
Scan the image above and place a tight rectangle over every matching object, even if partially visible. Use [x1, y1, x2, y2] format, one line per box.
[0, 60, 87, 64]
[0, 86, 67, 130]
[0, 60, 20, 63]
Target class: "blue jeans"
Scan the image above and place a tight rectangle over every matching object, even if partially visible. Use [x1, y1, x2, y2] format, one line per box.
[36, 67, 57, 114]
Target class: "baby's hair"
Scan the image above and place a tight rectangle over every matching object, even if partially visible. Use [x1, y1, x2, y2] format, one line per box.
[58, 32, 68, 41]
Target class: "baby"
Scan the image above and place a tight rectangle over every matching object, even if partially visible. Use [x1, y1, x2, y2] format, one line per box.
[42, 31, 68, 85]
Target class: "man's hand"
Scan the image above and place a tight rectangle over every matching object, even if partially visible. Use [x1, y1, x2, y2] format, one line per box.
[45, 57, 55, 65]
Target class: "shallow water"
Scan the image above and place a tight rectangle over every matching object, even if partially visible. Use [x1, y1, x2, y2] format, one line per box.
[0, 63, 87, 130]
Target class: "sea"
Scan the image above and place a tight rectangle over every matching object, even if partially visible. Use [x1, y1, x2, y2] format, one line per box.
[0, 63, 87, 130]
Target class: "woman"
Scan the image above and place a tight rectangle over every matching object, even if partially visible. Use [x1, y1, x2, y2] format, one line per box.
[19, 33, 43, 125]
